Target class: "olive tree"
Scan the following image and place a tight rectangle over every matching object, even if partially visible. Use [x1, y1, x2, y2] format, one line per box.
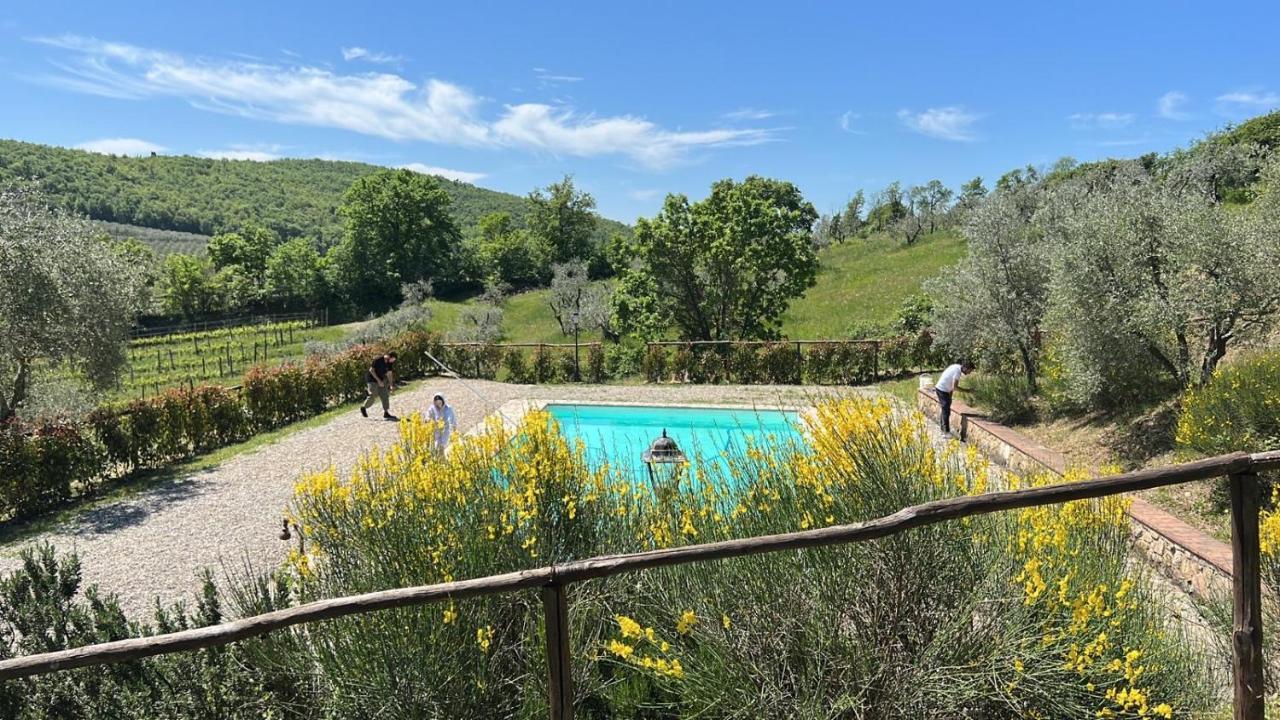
[547, 260, 617, 341]
[0, 186, 146, 419]
[927, 183, 1049, 390]
[1043, 154, 1280, 404]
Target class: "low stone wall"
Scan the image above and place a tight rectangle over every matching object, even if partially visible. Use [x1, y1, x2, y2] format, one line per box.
[915, 379, 1232, 601]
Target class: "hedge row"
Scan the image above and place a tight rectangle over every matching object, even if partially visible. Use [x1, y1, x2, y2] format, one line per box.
[641, 333, 942, 385]
[0, 331, 442, 523]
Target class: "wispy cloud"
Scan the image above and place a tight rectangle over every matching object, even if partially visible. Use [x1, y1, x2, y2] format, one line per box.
[1096, 138, 1150, 148]
[533, 67, 583, 88]
[76, 137, 166, 155]
[629, 189, 664, 201]
[398, 163, 486, 183]
[1067, 112, 1135, 130]
[1157, 91, 1190, 120]
[341, 46, 403, 65]
[723, 108, 774, 121]
[31, 36, 771, 169]
[198, 143, 284, 161]
[896, 106, 979, 142]
[838, 110, 866, 135]
[1216, 89, 1280, 116]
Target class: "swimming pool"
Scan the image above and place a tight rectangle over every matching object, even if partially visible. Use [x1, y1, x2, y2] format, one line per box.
[544, 403, 802, 481]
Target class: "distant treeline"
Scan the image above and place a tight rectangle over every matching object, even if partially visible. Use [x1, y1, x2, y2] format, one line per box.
[0, 139, 630, 247]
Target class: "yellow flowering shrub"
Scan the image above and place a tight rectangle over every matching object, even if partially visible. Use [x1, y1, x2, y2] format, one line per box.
[274, 399, 1215, 719]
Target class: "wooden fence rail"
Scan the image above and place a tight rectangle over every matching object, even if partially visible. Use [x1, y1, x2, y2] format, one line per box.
[3, 450, 1278, 719]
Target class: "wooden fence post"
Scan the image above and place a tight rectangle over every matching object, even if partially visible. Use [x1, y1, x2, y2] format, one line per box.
[542, 583, 574, 720]
[1230, 471, 1265, 720]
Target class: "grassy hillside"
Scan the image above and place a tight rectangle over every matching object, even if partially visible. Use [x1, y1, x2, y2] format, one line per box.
[425, 229, 965, 343]
[783, 229, 965, 337]
[0, 139, 630, 247]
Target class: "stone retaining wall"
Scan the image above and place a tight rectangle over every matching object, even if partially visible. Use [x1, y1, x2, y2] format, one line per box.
[915, 378, 1232, 600]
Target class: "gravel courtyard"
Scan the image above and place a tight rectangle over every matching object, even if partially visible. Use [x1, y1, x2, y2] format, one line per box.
[0, 379, 864, 616]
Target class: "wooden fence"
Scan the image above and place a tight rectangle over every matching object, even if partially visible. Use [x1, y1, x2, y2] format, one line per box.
[0, 451, 1275, 718]
[130, 309, 326, 339]
[646, 338, 892, 382]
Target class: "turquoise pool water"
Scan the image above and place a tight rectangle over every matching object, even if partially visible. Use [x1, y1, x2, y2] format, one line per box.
[545, 403, 801, 481]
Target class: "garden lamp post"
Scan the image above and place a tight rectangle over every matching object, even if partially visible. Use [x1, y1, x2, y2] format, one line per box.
[642, 429, 687, 489]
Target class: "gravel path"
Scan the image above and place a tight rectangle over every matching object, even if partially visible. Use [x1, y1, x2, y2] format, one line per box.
[0, 379, 862, 617]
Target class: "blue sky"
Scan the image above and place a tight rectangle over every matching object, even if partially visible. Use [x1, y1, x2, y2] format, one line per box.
[1, 1, 1276, 222]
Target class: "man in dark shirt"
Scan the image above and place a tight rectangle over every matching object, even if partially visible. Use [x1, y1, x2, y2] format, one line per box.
[360, 352, 398, 420]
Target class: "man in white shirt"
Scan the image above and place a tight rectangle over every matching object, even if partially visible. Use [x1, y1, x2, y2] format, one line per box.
[934, 361, 973, 437]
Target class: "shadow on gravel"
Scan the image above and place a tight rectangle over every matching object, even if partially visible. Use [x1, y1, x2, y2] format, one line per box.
[71, 473, 209, 536]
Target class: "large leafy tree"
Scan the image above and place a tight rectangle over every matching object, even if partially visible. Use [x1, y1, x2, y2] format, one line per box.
[614, 176, 819, 341]
[527, 176, 599, 265]
[265, 237, 325, 310]
[157, 254, 219, 319]
[334, 169, 461, 311]
[206, 222, 280, 281]
[0, 186, 146, 420]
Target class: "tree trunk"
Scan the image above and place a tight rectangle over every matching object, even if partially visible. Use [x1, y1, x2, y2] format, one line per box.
[1, 359, 31, 422]
[1018, 343, 1039, 394]
[1199, 327, 1231, 386]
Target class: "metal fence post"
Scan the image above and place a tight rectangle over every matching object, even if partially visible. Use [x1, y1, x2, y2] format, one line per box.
[1230, 471, 1265, 720]
[542, 583, 574, 720]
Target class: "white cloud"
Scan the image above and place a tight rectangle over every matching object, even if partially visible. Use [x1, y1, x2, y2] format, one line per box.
[839, 110, 866, 134]
[341, 46, 403, 64]
[1096, 138, 1150, 148]
[1216, 90, 1280, 116]
[492, 103, 773, 168]
[896, 107, 979, 142]
[75, 137, 166, 155]
[32, 36, 772, 169]
[1067, 112, 1135, 130]
[629, 189, 664, 201]
[1157, 91, 1190, 120]
[533, 67, 582, 85]
[724, 108, 774, 121]
[398, 163, 487, 183]
[198, 143, 283, 161]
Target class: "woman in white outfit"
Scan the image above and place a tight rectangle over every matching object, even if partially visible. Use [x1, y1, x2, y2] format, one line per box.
[427, 394, 458, 455]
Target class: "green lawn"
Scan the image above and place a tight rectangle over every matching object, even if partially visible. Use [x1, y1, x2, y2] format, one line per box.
[782, 229, 965, 337]
[423, 229, 965, 344]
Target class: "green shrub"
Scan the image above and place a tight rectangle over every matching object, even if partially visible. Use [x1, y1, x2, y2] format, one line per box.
[503, 348, 532, 384]
[532, 345, 554, 383]
[1177, 352, 1280, 509]
[670, 348, 695, 382]
[587, 344, 607, 383]
[0, 544, 280, 719]
[694, 349, 725, 383]
[0, 420, 95, 518]
[758, 342, 802, 384]
[642, 345, 668, 382]
[606, 341, 644, 380]
[1178, 351, 1280, 455]
[726, 344, 761, 383]
[555, 349, 578, 382]
[968, 374, 1037, 425]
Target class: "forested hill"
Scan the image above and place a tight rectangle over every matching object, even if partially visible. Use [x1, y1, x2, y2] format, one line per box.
[0, 139, 630, 246]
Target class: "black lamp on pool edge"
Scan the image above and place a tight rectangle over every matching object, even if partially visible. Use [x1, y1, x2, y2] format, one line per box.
[642, 429, 687, 484]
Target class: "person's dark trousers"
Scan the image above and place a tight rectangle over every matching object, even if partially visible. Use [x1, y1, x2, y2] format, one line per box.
[936, 389, 953, 434]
